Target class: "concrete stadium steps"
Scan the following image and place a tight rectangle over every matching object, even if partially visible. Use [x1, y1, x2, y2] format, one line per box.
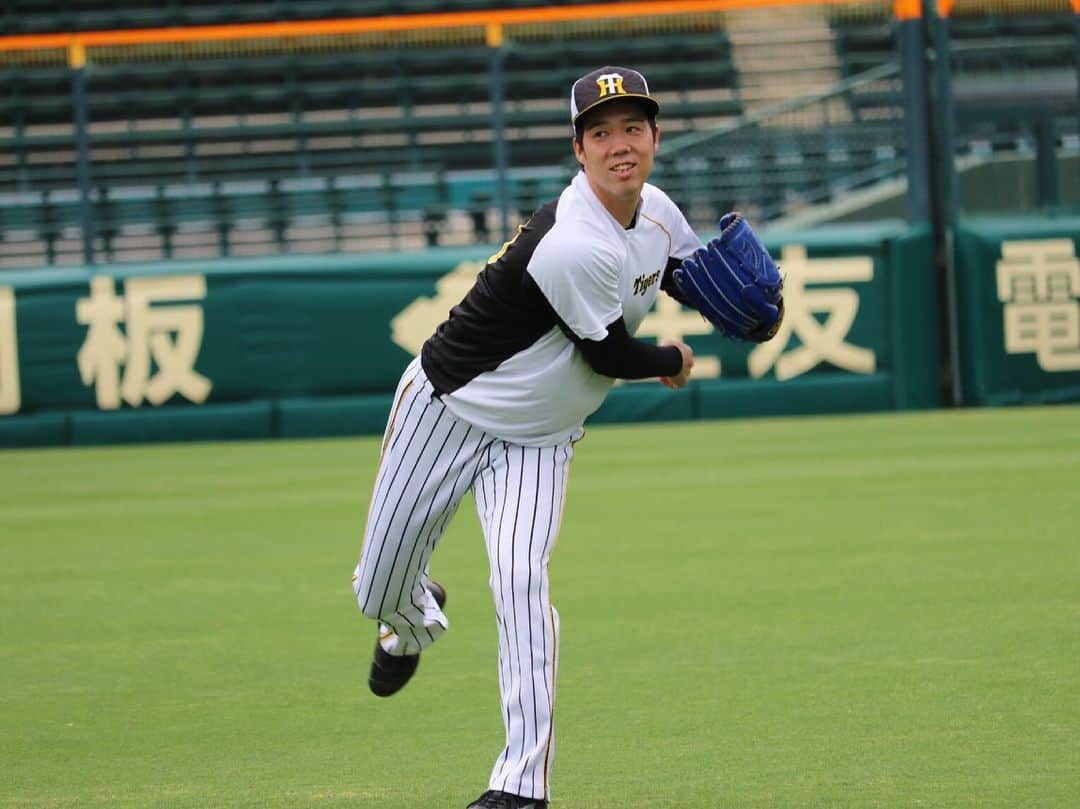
[724, 6, 848, 118]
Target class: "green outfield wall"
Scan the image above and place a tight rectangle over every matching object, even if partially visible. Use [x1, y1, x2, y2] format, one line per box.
[3, 217, 1073, 449]
[954, 216, 1080, 406]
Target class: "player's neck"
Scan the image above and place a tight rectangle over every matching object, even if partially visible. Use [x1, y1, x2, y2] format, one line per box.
[608, 200, 640, 229]
[589, 182, 641, 228]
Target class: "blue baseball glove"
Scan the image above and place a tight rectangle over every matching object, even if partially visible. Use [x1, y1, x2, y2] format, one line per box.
[673, 213, 784, 342]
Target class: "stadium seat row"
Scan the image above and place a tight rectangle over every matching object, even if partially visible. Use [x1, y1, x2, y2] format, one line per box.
[1, 8, 1076, 269]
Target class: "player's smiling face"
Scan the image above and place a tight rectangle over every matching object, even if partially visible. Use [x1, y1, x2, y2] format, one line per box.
[573, 99, 659, 226]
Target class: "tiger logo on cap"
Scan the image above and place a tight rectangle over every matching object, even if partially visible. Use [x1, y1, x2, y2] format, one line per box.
[595, 72, 626, 98]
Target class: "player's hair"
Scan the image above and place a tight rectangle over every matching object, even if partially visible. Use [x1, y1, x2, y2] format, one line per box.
[573, 104, 658, 143]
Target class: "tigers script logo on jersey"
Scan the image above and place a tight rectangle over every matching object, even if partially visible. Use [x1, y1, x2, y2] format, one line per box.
[632, 268, 661, 296]
[596, 72, 627, 97]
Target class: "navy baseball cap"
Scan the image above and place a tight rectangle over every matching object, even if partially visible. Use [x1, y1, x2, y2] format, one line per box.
[570, 65, 660, 125]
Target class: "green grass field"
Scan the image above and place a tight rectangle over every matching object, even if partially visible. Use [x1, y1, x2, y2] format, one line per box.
[2, 406, 1078, 808]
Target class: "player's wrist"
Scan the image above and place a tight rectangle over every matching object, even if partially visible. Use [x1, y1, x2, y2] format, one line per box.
[659, 343, 685, 378]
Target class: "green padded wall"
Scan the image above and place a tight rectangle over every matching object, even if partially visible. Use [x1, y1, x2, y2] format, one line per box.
[954, 216, 1080, 405]
[0, 222, 952, 448]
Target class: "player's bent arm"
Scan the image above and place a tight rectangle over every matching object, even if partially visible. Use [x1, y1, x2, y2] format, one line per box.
[571, 317, 683, 380]
[521, 271, 681, 380]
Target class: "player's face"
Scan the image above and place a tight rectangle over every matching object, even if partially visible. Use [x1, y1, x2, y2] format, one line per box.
[573, 100, 659, 221]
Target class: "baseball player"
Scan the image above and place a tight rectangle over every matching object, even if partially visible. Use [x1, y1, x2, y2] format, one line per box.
[351, 65, 782, 809]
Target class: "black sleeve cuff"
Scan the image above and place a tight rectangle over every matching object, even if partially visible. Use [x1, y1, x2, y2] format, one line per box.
[660, 256, 694, 308]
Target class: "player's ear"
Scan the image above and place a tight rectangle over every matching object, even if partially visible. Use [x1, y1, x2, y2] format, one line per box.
[571, 135, 585, 168]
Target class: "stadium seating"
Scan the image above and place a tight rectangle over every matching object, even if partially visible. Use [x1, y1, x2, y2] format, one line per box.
[653, 120, 907, 225]
[3, 29, 740, 188]
[0, 13, 743, 266]
[1, 4, 1076, 269]
[822, 6, 1077, 213]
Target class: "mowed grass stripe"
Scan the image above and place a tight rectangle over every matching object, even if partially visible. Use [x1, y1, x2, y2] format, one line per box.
[1, 405, 1078, 808]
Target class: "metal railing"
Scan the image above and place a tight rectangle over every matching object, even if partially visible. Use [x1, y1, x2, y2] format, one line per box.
[653, 62, 907, 225]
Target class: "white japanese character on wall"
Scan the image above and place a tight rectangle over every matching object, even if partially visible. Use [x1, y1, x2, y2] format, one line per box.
[996, 239, 1080, 372]
[76, 275, 212, 410]
[749, 244, 877, 381]
[0, 286, 20, 415]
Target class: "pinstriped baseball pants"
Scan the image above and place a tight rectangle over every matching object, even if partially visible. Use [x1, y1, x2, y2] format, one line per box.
[352, 357, 575, 800]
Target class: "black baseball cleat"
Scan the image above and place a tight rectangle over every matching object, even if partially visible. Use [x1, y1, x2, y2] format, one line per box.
[467, 791, 547, 809]
[428, 579, 447, 610]
[368, 580, 446, 698]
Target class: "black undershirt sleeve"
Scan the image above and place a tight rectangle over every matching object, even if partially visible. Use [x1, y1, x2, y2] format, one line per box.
[574, 317, 684, 379]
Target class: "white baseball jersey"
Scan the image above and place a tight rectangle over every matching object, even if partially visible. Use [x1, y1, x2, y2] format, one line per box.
[421, 170, 702, 446]
[354, 170, 702, 801]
